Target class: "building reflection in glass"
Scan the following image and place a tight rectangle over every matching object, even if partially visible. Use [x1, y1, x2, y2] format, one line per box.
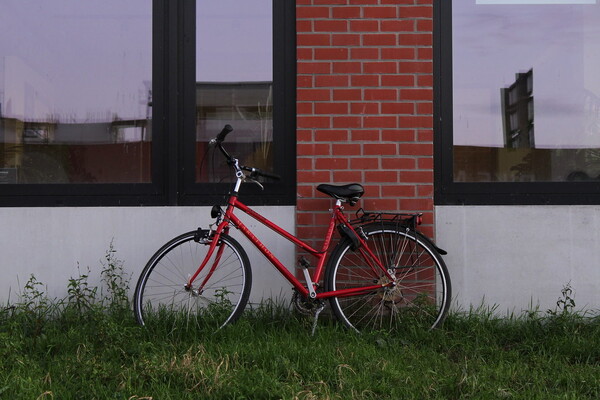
[0, 1, 152, 184]
[452, 2, 600, 182]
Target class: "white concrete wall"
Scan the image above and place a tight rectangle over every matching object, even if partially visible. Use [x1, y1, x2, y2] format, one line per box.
[436, 206, 600, 315]
[0, 206, 296, 306]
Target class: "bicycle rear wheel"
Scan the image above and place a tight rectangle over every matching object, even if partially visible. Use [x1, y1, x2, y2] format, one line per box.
[133, 231, 251, 330]
[326, 222, 451, 332]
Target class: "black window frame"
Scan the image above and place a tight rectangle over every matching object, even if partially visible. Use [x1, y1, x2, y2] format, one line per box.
[0, 0, 296, 207]
[434, 0, 600, 206]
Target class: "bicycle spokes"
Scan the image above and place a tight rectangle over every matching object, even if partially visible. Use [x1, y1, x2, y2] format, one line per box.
[327, 224, 450, 332]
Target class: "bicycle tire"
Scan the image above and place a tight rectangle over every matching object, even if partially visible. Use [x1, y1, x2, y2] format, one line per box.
[325, 222, 451, 332]
[133, 231, 252, 330]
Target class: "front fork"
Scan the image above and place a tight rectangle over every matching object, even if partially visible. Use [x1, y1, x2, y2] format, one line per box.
[184, 223, 229, 295]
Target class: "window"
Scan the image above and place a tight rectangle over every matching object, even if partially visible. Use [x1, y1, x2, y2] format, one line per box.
[195, 2, 273, 183]
[180, 0, 295, 205]
[0, 0, 295, 206]
[0, 0, 157, 205]
[435, 1, 600, 204]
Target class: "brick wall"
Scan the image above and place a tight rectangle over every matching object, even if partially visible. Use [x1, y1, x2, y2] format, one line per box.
[296, 0, 434, 250]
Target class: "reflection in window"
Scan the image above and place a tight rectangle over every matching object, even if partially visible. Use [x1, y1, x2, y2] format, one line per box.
[0, 1, 152, 184]
[452, 3, 600, 182]
[502, 69, 534, 149]
[196, 1, 273, 183]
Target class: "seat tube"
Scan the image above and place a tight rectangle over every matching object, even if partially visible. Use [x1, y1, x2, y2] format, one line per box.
[312, 201, 341, 281]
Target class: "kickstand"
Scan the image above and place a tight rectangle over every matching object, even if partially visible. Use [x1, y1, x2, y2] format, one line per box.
[311, 302, 325, 336]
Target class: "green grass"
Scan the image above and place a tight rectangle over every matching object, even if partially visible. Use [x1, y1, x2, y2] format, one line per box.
[2, 266, 600, 399]
[2, 300, 600, 400]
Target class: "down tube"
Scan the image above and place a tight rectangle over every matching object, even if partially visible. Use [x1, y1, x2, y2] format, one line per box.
[228, 212, 309, 297]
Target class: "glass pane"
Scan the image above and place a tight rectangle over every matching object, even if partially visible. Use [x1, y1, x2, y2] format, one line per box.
[196, 1, 273, 183]
[0, 1, 152, 184]
[452, 2, 600, 182]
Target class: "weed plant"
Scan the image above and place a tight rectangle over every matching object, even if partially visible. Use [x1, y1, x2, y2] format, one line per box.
[1, 256, 600, 399]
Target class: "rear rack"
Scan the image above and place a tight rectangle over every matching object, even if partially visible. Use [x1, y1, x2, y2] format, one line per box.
[349, 208, 423, 230]
[349, 208, 448, 255]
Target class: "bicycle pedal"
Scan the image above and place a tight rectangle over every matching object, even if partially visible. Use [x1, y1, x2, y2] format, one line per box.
[298, 256, 312, 269]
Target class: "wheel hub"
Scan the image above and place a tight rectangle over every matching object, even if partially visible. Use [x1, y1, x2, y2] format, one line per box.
[376, 276, 404, 304]
[184, 284, 202, 297]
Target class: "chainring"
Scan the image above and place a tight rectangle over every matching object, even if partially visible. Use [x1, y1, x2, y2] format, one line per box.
[292, 289, 324, 316]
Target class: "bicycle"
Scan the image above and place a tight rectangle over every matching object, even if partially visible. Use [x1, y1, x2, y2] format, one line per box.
[133, 125, 451, 333]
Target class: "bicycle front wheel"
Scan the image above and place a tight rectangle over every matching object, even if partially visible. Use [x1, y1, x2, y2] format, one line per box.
[133, 231, 251, 330]
[326, 222, 451, 332]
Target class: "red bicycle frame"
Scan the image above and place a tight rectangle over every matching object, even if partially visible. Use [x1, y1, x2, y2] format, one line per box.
[186, 193, 397, 300]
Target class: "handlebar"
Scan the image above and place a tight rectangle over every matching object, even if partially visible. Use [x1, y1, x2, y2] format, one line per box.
[211, 125, 281, 182]
[215, 124, 233, 143]
[241, 166, 281, 181]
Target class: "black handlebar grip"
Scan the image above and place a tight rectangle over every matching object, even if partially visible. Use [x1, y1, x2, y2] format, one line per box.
[256, 170, 281, 181]
[242, 166, 281, 181]
[216, 124, 233, 143]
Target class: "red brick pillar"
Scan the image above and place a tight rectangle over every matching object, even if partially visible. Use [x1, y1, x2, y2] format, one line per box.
[296, 0, 434, 252]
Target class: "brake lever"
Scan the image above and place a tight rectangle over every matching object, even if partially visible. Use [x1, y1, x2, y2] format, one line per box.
[243, 176, 264, 190]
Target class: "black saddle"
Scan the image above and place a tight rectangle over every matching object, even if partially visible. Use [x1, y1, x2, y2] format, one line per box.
[317, 183, 364, 205]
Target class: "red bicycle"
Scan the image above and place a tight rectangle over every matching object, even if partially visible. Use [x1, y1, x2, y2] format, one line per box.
[133, 125, 451, 333]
